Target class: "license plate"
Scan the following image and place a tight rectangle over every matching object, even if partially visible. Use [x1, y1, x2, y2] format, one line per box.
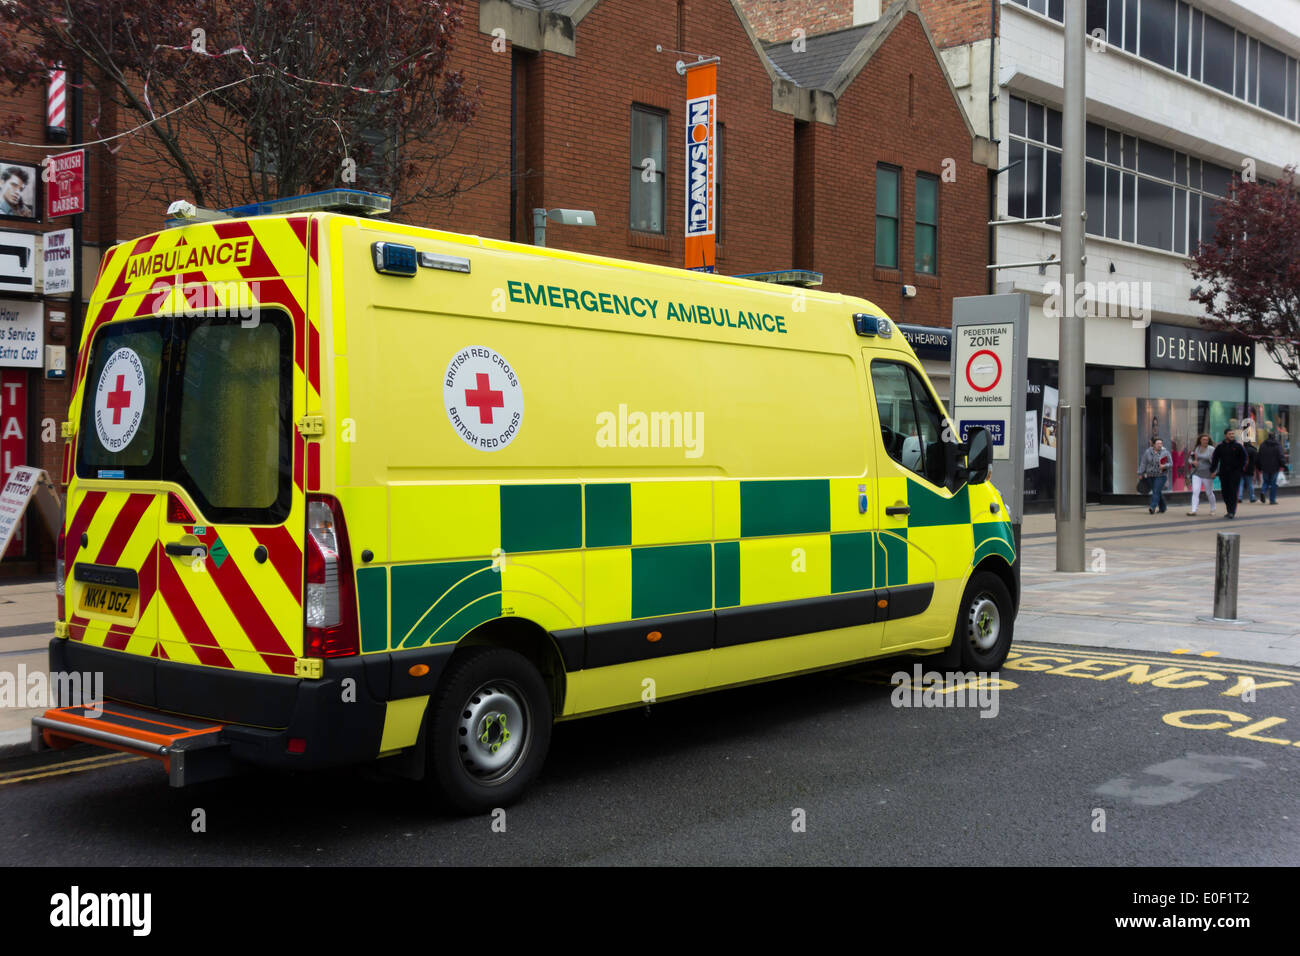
[79, 585, 137, 619]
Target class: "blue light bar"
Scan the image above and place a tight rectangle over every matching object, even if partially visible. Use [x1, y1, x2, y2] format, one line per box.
[221, 189, 392, 219]
[735, 269, 823, 287]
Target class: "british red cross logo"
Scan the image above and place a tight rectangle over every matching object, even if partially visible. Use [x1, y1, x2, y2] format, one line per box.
[105, 374, 132, 424]
[464, 372, 504, 424]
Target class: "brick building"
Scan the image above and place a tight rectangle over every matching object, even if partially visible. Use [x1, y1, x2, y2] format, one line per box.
[1, 0, 991, 574]
[765, 0, 996, 392]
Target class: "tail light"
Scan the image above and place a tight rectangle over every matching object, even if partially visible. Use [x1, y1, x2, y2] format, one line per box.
[55, 528, 66, 621]
[167, 492, 196, 523]
[304, 494, 358, 658]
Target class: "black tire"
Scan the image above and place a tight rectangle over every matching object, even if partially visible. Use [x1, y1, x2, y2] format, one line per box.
[955, 571, 1014, 671]
[426, 646, 552, 814]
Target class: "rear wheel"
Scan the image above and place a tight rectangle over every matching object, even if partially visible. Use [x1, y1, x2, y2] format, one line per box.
[956, 571, 1014, 671]
[426, 647, 552, 814]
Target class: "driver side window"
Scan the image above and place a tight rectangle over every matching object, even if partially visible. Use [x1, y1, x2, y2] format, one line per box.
[870, 360, 949, 488]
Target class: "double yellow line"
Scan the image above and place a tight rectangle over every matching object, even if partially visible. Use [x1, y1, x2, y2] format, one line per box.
[0, 751, 146, 786]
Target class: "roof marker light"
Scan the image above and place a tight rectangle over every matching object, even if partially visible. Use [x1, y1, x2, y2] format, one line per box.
[418, 251, 471, 274]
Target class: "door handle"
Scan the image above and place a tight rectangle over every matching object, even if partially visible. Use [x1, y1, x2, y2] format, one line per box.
[885, 505, 910, 516]
[858, 484, 868, 514]
[165, 541, 206, 559]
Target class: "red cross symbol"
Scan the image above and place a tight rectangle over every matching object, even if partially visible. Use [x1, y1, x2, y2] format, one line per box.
[105, 374, 132, 425]
[464, 372, 504, 424]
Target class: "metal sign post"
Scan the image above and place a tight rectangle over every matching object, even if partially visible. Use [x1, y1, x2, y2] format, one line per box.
[951, 294, 1029, 568]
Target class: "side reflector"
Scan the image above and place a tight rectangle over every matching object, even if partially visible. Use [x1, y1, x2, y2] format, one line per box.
[408, 664, 430, 677]
[371, 242, 417, 276]
[646, 630, 662, 643]
[287, 738, 307, 754]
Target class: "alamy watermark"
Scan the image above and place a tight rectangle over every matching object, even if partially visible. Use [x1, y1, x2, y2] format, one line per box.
[0, 665, 103, 716]
[890, 664, 1003, 719]
[1043, 273, 1152, 328]
[595, 404, 704, 459]
[149, 277, 262, 328]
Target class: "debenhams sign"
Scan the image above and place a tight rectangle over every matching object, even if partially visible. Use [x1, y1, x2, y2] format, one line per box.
[1146, 322, 1253, 377]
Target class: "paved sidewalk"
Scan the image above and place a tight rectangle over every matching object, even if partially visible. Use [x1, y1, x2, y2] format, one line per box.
[0, 577, 58, 760]
[2, 495, 1297, 761]
[1017, 495, 1300, 665]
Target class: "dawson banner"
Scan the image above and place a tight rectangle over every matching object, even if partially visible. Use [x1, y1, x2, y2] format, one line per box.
[684, 60, 717, 273]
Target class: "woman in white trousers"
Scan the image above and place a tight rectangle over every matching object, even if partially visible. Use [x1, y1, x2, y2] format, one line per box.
[1187, 433, 1217, 515]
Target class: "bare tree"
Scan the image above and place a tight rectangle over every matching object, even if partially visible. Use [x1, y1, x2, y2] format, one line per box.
[1, 0, 498, 213]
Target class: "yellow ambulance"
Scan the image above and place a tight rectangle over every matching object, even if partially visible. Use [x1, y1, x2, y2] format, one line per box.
[35, 191, 1017, 812]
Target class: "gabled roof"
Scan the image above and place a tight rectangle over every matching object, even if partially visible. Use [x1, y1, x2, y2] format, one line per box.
[764, 22, 884, 91]
[757, 0, 981, 147]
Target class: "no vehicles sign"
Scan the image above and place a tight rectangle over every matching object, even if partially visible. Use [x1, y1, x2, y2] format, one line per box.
[950, 296, 1027, 513]
[955, 324, 1013, 407]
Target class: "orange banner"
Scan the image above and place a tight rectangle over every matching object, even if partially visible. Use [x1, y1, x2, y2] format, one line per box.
[684, 61, 717, 273]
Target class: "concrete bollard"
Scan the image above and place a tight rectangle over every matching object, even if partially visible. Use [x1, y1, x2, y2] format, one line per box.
[1213, 532, 1240, 621]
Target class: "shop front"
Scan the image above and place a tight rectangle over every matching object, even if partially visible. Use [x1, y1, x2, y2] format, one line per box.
[1106, 323, 1299, 500]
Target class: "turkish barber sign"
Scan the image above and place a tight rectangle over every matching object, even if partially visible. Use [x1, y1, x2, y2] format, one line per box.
[45, 149, 85, 218]
[683, 59, 716, 274]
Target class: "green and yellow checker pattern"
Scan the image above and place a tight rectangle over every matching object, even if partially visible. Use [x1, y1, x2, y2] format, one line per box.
[349, 476, 1015, 654]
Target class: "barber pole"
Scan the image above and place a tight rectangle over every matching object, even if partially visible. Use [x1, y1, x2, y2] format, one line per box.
[683, 58, 718, 273]
[47, 67, 67, 141]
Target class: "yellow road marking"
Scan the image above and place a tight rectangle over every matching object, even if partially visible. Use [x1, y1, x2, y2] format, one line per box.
[1014, 643, 1299, 682]
[0, 754, 146, 786]
[1201, 651, 1220, 657]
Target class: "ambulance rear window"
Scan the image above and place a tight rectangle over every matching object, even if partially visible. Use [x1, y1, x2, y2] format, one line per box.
[76, 319, 167, 480]
[163, 312, 293, 524]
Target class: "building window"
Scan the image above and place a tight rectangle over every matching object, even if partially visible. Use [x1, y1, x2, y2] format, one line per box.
[1008, 94, 1237, 254]
[915, 173, 938, 275]
[630, 105, 666, 234]
[1015, 0, 1300, 125]
[875, 165, 900, 269]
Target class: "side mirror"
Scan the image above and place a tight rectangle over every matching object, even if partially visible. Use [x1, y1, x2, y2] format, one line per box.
[966, 427, 992, 485]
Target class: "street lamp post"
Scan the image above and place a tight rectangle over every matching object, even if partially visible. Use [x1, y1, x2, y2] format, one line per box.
[1057, 0, 1087, 571]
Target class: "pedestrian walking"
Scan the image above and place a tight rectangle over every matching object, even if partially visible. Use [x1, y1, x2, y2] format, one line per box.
[1211, 427, 1247, 518]
[1186, 433, 1216, 515]
[1259, 431, 1286, 505]
[1137, 437, 1171, 514]
[1240, 439, 1260, 503]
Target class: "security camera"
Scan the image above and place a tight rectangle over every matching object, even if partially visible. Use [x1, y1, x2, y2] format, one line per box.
[167, 199, 197, 219]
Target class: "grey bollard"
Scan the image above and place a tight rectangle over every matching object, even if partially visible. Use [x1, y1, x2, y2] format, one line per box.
[1213, 532, 1240, 621]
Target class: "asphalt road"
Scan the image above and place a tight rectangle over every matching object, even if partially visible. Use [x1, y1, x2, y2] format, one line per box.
[2, 643, 1297, 866]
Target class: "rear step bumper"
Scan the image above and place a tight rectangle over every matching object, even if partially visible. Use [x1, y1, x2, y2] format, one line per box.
[33, 702, 234, 786]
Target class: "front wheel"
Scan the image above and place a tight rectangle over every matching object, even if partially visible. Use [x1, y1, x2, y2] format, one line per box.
[426, 647, 552, 814]
[955, 571, 1014, 671]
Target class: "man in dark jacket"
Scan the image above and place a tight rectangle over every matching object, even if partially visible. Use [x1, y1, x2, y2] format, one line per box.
[1211, 428, 1247, 518]
[1258, 432, 1286, 505]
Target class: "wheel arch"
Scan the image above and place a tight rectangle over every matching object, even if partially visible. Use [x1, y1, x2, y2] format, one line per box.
[454, 615, 568, 718]
[971, 554, 1018, 614]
